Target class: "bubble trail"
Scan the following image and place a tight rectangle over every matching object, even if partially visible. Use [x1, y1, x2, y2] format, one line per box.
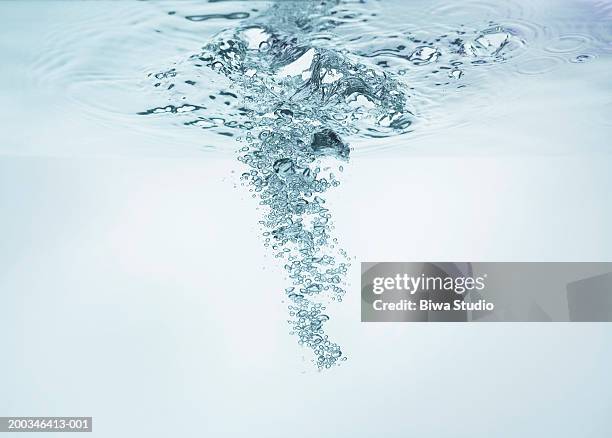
[200, 0, 426, 368]
[143, 0, 534, 368]
[163, 0, 411, 368]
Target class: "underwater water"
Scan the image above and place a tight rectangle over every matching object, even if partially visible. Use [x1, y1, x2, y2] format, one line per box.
[2, 0, 612, 369]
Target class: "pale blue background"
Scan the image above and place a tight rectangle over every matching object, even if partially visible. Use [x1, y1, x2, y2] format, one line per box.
[1, 1, 611, 437]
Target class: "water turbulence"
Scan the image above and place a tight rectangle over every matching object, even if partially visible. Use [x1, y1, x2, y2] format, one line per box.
[204, 1, 414, 368]
[144, 0, 416, 368]
[141, 0, 599, 367]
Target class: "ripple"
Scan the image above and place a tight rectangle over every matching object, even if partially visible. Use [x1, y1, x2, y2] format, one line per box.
[545, 34, 591, 53]
[427, 0, 526, 21]
[29, 0, 612, 157]
[516, 56, 563, 75]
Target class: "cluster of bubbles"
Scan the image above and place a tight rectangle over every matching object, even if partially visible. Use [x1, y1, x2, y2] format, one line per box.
[162, 0, 417, 368]
[199, 2, 417, 368]
[143, 0, 532, 368]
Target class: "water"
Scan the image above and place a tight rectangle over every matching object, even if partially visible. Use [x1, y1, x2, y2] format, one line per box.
[20, 0, 612, 153]
[12, 0, 612, 368]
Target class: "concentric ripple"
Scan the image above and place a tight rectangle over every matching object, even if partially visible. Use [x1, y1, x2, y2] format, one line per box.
[26, 0, 609, 157]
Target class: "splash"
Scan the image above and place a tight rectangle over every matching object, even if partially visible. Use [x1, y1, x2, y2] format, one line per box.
[196, 1, 414, 368]
[143, 0, 530, 368]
